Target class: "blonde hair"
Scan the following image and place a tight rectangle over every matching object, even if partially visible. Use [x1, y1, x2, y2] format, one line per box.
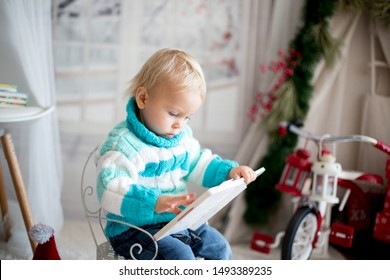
[127, 48, 206, 99]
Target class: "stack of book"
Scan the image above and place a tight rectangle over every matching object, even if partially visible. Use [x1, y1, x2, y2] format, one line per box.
[0, 84, 28, 108]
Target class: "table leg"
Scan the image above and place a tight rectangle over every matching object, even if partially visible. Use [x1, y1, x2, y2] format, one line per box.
[1, 133, 36, 252]
[0, 158, 11, 241]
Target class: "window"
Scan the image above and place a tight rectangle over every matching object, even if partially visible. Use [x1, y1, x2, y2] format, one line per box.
[52, 0, 249, 157]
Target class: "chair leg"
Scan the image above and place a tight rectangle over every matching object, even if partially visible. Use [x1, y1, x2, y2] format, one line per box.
[0, 158, 11, 241]
[1, 134, 36, 252]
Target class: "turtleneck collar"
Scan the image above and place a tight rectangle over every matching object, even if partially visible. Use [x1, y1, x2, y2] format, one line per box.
[126, 97, 184, 148]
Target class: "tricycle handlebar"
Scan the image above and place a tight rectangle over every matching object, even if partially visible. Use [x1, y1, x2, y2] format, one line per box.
[280, 121, 390, 156]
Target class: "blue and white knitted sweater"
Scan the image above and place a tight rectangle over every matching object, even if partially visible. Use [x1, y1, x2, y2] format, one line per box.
[95, 98, 238, 238]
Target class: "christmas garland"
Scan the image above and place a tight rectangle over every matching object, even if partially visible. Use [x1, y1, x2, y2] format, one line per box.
[369, 0, 390, 26]
[244, 0, 390, 225]
[244, 0, 337, 225]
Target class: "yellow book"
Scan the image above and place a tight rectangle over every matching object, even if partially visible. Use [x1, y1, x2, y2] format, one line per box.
[0, 84, 18, 92]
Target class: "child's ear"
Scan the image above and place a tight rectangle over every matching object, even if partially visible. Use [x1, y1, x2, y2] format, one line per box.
[135, 87, 148, 109]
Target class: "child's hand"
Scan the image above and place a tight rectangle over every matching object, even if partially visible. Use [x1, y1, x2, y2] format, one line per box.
[229, 166, 256, 184]
[155, 193, 196, 214]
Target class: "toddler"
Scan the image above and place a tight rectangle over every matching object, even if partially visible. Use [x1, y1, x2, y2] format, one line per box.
[95, 48, 256, 260]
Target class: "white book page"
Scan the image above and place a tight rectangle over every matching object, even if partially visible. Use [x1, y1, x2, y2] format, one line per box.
[154, 167, 265, 241]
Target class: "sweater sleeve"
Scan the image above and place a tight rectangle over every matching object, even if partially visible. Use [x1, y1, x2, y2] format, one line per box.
[183, 126, 239, 187]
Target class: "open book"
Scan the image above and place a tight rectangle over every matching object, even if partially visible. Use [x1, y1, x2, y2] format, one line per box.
[154, 167, 265, 241]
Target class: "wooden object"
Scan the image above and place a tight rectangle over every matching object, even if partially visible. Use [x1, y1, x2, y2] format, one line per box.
[1, 133, 36, 251]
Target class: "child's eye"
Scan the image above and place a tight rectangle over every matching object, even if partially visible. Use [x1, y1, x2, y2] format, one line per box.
[169, 112, 178, 117]
[185, 116, 191, 121]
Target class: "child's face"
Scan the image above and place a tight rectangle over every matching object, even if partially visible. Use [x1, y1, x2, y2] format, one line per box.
[136, 80, 203, 138]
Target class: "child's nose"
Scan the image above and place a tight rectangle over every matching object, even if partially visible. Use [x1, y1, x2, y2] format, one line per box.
[172, 122, 181, 129]
[173, 119, 184, 129]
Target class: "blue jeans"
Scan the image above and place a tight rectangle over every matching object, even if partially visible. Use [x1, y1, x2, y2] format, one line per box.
[109, 223, 232, 260]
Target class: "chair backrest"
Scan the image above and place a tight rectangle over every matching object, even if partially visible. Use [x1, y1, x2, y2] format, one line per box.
[80, 146, 104, 246]
[80, 145, 158, 260]
[80, 145, 120, 259]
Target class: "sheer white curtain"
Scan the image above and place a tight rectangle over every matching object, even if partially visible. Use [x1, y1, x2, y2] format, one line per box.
[297, 11, 362, 159]
[234, 0, 305, 168]
[356, 19, 390, 178]
[0, 0, 63, 258]
[211, 0, 305, 243]
[300, 11, 390, 173]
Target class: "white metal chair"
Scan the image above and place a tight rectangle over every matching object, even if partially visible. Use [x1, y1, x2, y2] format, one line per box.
[81, 145, 158, 260]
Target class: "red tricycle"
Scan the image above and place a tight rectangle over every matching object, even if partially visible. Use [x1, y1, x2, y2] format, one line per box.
[251, 121, 390, 260]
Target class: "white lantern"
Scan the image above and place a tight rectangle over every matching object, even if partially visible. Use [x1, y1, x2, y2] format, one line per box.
[310, 153, 342, 204]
